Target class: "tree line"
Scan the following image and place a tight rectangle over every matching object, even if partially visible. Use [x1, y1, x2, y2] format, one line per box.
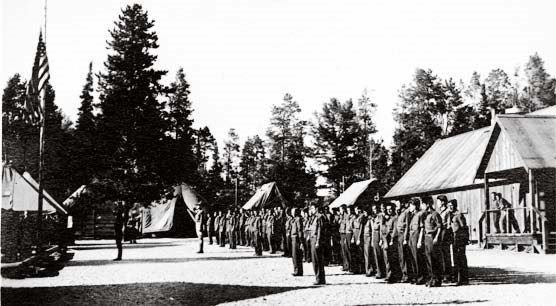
[3, 4, 555, 211]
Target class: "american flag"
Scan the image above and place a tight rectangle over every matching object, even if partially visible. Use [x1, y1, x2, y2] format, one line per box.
[24, 31, 50, 123]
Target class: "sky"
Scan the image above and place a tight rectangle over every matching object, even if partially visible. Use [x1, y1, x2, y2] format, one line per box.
[2, 0, 556, 148]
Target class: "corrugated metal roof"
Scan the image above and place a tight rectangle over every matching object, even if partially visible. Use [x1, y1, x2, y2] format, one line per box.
[385, 127, 491, 198]
[496, 115, 556, 169]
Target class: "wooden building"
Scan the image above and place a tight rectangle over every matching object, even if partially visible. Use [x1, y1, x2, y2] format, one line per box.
[385, 109, 556, 254]
[477, 114, 556, 253]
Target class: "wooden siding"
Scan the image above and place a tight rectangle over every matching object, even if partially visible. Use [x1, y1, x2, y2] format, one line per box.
[486, 126, 525, 173]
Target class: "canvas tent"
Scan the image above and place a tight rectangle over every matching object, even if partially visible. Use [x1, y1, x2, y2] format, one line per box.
[242, 182, 286, 210]
[329, 179, 382, 208]
[142, 183, 206, 235]
[2, 165, 67, 215]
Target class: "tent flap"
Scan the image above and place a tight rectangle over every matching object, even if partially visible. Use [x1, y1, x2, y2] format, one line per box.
[142, 198, 176, 233]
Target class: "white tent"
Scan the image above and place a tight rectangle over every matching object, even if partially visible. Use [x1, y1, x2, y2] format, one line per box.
[328, 179, 378, 208]
[1, 165, 67, 214]
[242, 182, 286, 210]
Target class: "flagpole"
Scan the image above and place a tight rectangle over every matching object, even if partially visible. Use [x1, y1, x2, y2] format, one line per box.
[36, 0, 48, 252]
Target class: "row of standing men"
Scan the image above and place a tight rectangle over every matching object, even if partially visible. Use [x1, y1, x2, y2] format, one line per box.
[200, 195, 469, 286]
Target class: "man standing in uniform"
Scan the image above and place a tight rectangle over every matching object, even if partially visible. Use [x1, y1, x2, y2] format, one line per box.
[371, 204, 386, 279]
[423, 196, 443, 287]
[113, 201, 126, 261]
[330, 208, 341, 265]
[309, 204, 326, 285]
[194, 207, 206, 254]
[381, 203, 399, 283]
[303, 208, 313, 263]
[219, 210, 227, 247]
[408, 198, 427, 284]
[352, 206, 366, 274]
[214, 211, 221, 246]
[362, 206, 376, 277]
[396, 201, 413, 283]
[449, 199, 469, 285]
[290, 208, 304, 276]
[339, 205, 348, 271]
[437, 195, 453, 282]
[285, 208, 293, 257]
[345, 206, 355, 272]
[266, 208, 276, 253]
[207, 211, 215, 245]
[253, 209, 263, 256]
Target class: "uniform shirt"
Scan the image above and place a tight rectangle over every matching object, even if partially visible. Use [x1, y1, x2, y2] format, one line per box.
[451, 211, 467, 234]
[309, 213, 326, 244]
[372, 213, 384, 232]
[346, 214, 356, 234]
[225, 215, 235, 232]
[440, 208, 452, 230]
[285, 215, 293, 236]
[353, 213, 367, 242]
[339, 214, 347, 234]
[290, 216, 304, 238]
[382, 215, 398, 243]
[304, 215, 313, 237]
[266, 214, 275, 234]
[195, 210, 205, 234]
[409, 210, 425, 233]
[214, 215, 221, 232]
[396, 209, 411, 242]
[363, 217, 373, 237]
[424, 210, 442, 234]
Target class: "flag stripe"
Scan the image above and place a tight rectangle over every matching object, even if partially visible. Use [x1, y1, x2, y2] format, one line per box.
[24, 31, 50, 123]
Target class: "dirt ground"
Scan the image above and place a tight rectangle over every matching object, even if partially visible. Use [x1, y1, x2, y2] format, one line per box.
[2, 238, 556, 306]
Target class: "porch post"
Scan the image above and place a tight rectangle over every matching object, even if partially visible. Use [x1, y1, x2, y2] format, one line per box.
[528, 169, 535, 233]
[484, 173, 490, 236]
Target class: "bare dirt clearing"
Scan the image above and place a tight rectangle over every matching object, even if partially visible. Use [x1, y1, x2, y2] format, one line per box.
[2, 238, 556, 306]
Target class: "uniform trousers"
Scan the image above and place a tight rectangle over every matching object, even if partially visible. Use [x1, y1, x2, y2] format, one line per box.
[291, 236, 303, 275]
[311, 238, 326, 284]
[453, 235, 468, 284]
[398, 237, 413, 281]
[363, 235, 376, 276]
[409, 231, 427, 283]
[424, 234, 442, 285]
[372, 231, 385, 278]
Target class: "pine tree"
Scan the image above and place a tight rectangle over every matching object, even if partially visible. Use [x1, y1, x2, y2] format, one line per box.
[522, 53, 556, 110]
[72, 62, 98, 188]
[266, 93, 316, 205]
[313, 98, 362, 194]
[95, 4, 168, 205]
[2, 74, 37, 170]
[165, 68, 197, 185]
[390, 69, 446, 180]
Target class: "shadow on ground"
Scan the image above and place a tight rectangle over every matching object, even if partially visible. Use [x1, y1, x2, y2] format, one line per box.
[352, 300, 489, 306]
[469, 266, 556, 285]
[1, 282, 308, 306]
[65, 255, 277, 267]
[70, 242, 183, 251]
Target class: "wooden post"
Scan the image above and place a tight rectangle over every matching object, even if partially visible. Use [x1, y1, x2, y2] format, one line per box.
[484, 173, 490, 235]
[528, 169, 535, 233]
